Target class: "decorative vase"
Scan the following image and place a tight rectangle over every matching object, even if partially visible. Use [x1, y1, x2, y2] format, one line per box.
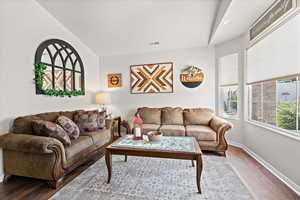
[133, 114, 143, 140]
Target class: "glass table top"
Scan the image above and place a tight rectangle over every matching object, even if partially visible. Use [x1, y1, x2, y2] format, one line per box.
[111, 135, 196, 153]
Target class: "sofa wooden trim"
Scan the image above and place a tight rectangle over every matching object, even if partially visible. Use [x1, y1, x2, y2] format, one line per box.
[0, 116, 116, 189]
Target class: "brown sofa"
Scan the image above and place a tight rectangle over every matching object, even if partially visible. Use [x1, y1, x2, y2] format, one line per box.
[123, 107, 233, 155]
[0, 110, 115, 188]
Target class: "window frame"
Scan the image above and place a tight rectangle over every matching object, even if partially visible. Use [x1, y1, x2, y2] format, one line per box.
[218, 53, 240, 120]
[247, 75, 300, 137]
[34, 39, 85, 95]
[219, 84, 239, 120]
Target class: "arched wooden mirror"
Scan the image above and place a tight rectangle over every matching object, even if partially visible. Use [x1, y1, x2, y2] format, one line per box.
[34, 39, 85, 95]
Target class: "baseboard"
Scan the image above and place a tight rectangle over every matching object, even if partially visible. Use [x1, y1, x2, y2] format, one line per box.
[228, 141, 300, 196]
[0, 174, 4, 183]
[228, 140, 244, 149]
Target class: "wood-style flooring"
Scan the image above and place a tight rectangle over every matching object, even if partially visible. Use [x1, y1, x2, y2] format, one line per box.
[0, 146, 299, 200]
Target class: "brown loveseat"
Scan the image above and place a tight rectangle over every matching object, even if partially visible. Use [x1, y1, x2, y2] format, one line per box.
[0, 110, 115, 188]
[123, 107, 233, 155]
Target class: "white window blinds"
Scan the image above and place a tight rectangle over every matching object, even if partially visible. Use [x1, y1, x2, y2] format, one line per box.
[247, 14, 300, 84]
[219, 53, 239, 86]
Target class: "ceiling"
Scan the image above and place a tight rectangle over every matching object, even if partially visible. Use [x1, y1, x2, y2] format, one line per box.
[210, 0, 275, 45]
[37, 0, 275, 56]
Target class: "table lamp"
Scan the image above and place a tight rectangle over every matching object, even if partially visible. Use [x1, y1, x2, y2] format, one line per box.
[96, 92, 111, 115]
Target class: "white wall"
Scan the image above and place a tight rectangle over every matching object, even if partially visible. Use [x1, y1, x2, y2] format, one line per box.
[0, 0, 100, 177]
[215, 36, 247, 144]
[215, 34, 300, 192]
[99, 47, 215, 119]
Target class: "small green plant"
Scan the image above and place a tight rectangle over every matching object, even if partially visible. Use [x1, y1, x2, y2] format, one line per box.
[33, 63, 47, 90]
[277, 103, 299, 131]
[33, 63, 84, 97]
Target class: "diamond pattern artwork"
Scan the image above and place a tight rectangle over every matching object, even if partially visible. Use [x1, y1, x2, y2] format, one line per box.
[65, 70, 73, 90]
[130, 62, 173, 94]
[43, 69, 73, 90]
[42, 69, 53, 90]
[55, 69, 64, 90]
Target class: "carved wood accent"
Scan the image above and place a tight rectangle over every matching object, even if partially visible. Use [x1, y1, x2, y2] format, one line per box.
[3, 175, 12, 184]
[47, 144, 64, 181]
[47, 177, 64, 189]
[216, 125, 231, 152]
[105, 137, 203, 193]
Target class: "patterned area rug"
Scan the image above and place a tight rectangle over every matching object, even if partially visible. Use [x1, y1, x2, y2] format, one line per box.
[51, 155, 253, 200]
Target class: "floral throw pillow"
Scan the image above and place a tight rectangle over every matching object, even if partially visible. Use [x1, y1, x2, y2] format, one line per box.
[32, 120, 71, 146]
[56, 116, 80, 139]
[98, 111, 106, 129]
[74, 110, 99, 133]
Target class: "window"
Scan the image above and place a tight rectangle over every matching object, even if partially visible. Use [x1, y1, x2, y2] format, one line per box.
[247, 14, 300, 136]
[220, 86, 238, 118]
[219, 53, 239, 119]
[34, 39, 85, 94]
[248, 77, 299, 133]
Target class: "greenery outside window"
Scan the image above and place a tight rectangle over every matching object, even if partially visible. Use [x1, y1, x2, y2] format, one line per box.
[248, 76, 299, 135]
[218, 53, 239, 119]
[220, 86, 238, 118]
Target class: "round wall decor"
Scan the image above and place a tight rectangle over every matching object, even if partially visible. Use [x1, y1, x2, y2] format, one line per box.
[180, 66, 204, 88]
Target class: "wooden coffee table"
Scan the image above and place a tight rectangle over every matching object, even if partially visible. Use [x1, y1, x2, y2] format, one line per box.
[105, 135, 203, 193]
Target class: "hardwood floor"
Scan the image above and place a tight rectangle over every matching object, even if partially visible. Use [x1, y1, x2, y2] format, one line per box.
[226, 146, 300, 200]
[0, 146, 299, 200]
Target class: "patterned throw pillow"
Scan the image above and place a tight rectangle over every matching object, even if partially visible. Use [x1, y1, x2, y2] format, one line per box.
[32, 120, 71, 146]
[98, 111, 106, 129]
[56, 116, 80, 139]
[74, 110, 99, 133]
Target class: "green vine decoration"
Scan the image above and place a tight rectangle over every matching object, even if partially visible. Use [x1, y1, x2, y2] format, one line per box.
[33, 63, 84, 97]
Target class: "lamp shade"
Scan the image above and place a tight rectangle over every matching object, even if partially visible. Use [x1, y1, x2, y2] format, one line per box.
[95, 92, 111, 105]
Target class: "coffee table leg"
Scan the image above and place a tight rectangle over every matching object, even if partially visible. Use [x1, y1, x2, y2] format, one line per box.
[191, 160, 195, 167]
[196, 155, 203, 194]
[124, 155, 127, 162]
[105, 150, 112, 184]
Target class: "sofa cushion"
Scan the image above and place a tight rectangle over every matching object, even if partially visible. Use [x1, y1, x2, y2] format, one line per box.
[137, 107, 161, 124]
[186, 125, 216, 141]
[159, 125, 185, 136]
[81, 129, 111, 148]
[59, 110, 82, 121]
[183, 108, 215, 125]
[32, 120, 71, 145]
[142, 124, 161, 134]
[74, 110, 99, 133]
[35, 112, 61, 122]
[12, 115, 42, 134]
[161, 107, 184, 125]
[65, 136, 94, 167]
[12, 111, 80, 134]
[57, 116, 80, 140]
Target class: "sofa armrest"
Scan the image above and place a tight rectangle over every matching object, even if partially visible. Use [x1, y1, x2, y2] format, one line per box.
[105, 119, 115, 130]
[0, 133, 65, 154]
[121, 118, 134, 134]
[210, 116, 233, 138]
[105, 119, 117, 141]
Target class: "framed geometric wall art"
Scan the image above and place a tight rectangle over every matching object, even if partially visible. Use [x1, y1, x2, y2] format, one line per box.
[130, 62, 173, 94]
[107, 73, 122, 88]
[180, 66, 204, 88]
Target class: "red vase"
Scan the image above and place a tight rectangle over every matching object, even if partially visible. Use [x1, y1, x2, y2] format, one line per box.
[133, 114, 143, 140]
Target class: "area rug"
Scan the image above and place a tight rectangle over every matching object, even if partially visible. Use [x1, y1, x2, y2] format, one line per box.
[50, 155, 253, 200]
